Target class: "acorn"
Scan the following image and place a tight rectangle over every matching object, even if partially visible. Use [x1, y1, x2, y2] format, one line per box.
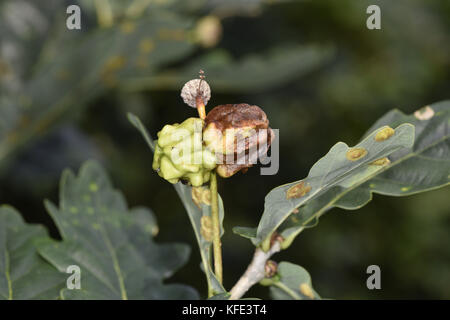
[156, 72, 274, 182]
[203, 103, 275, 178]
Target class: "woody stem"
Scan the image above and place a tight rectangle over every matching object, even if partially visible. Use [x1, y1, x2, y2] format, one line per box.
[210, 172, 223, 285]
[229, 240, 281, 300]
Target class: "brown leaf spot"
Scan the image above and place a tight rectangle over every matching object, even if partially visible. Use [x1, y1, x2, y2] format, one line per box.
[139, 38, 155, 54]
[286, 181, 312, 199]
[191, 187, 211, 207]
[200, 215, 213, 242]
[55, 69, 70, 81]
[0, 59, 11, 77]
[375, 126, 395, 142]
[157, 28, 186, 41]
[120, 22, 135, 34]
[346, 147, 368, 161]
[101, 56, 126, 87]
[370, 157, 391, 166]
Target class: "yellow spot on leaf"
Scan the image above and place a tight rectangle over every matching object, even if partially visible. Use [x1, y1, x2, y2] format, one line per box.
[157, 28, 186, 41]
[0, 59, 10, 77]
[92, 223, 101, 230]
[370, 157, 391, 166]
[414, 106, 434, 120]
[103, 56, 126, 72]
[299, 283, 315, 299]
[103, 74, 118, 87]
[139, 38, 154, 54]
[55, 69, 70, 81]
[120, 22, 135, 34]
[89, 183, 99, 192]
[286, 181, 312, 199]
[346, 147, 368, 161]
[87, 207, 94, 215]
[401, 186, 412, 192]
[145, 224, 159, 236]
[375, 127, 395, 142]
[369, 183, 376, 188]
[101, 56, 126, 87]
[69, 206, 78, 214]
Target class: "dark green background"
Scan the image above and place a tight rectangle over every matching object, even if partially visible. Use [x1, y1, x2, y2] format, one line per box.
[0, 0, 449, 299]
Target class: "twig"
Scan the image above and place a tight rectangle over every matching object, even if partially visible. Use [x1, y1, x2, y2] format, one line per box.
[229, 240, 281, 300]
[210, 172, 223, 284]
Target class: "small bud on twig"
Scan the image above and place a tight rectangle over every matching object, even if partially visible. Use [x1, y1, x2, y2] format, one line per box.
[270, 232, 284, 247]
[264, 260, 278, 278]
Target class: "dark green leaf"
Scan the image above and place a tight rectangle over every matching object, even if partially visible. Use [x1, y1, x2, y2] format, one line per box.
[0, 3, 195, 169]
[237, 101, 449, 251]
[278, 101, 450, 248]
[359, 101, 450, 196]
[37, 160, 198, 300]
[0, 206, 65, 300]
[123, 45, 334, 93]
[232, 226, 257, 239]
[254, 122, 415, 249]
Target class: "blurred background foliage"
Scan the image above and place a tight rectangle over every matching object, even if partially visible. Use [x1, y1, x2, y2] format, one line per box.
[0, 0, 449, 299]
